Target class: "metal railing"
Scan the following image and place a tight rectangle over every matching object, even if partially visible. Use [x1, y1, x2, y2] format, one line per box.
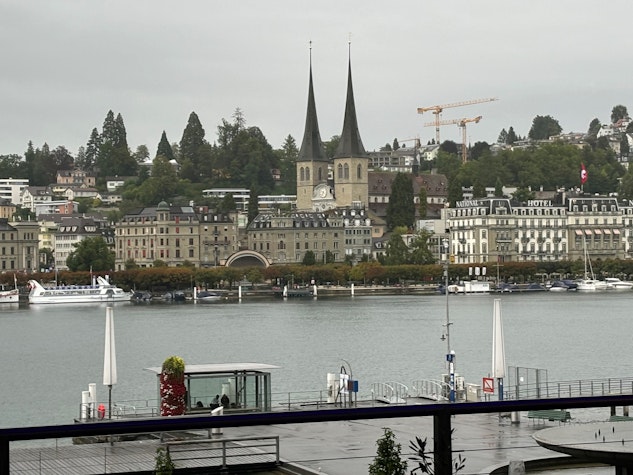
[505, 377, 633, 400]
[371, 382, 408, 404]
[410, 379, 450, 401]
[165, 435, 280, 468]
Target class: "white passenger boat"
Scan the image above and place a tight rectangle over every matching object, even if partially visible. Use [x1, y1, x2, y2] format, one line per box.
[27, 276, 131, 304]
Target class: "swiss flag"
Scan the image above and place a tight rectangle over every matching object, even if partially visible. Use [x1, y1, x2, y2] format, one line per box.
[580, 163, 588, 185]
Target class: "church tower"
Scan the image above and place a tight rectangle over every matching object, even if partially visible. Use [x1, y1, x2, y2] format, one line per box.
[333, 47, 369, 208]
[296, 48, 330, 211]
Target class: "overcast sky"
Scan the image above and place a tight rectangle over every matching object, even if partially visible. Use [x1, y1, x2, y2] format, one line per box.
[1, 1, 632, 158]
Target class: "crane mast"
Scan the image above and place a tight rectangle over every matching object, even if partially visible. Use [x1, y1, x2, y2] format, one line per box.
[417, 97, 497, 143]
[423, 116, 483, 163]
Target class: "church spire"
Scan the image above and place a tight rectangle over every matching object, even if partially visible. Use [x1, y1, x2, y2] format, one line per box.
[298, 43, 327, 163]
[334, 43, 368, 158]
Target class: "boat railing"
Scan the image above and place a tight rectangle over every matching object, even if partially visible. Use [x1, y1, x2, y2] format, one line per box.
[410, 379, 450, 401]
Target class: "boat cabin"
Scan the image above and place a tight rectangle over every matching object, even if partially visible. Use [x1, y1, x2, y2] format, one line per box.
[145, 363, 279, 414]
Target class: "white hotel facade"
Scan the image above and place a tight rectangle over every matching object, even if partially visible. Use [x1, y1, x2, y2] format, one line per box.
[445, 195, 633, 264]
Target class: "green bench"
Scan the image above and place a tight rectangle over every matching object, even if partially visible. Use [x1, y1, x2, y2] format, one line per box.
[527, 409, 571, 423]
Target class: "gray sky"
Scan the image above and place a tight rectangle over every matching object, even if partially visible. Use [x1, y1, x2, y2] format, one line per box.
[1, 1, 631, 157]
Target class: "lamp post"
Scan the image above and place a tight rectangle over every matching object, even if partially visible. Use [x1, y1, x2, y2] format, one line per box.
[442, 238, 451, 355]
[442, 237, 455, 402]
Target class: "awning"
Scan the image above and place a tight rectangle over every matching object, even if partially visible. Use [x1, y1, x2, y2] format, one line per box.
[613, 229, 621, 235]
[593, 229, 602, 235]
[603, 229, 611, 235]
[574, 229, 583, 236]
[584, 229, 593, 235]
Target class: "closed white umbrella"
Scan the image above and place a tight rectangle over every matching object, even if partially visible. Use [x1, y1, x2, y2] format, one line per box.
[103, 305, 117, 418]
[491, 298, 506, 400]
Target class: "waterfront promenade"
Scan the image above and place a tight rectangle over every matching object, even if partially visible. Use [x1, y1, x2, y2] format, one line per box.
[6, 394, 629, 475]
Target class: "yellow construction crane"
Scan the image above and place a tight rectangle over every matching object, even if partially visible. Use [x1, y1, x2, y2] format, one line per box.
[423, 116, 482, 163]
[417, 97, 497, 143]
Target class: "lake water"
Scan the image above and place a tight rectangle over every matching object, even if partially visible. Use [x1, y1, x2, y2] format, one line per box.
[1, 290, 631, 429]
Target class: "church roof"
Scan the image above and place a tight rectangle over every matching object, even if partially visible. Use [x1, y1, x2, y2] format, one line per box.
[334, 54, 368, 159]
[298, 58, 327, 163]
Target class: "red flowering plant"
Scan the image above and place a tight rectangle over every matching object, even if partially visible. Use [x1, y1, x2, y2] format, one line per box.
[160, 356, 186, 416]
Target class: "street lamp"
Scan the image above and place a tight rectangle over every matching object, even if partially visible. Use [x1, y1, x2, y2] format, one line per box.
[442, 238, 451, 354]
[442, 237, 455, 402]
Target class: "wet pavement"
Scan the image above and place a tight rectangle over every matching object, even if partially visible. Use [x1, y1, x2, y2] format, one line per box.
[230, 411, 584, 474]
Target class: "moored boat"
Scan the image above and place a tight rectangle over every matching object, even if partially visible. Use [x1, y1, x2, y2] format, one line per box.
[195, 289, 224, 301]
[604, 277, 633, 290]
[0, 274, 20, 303]
[547, 280, 569, 292]
[27, 276, 131, 304]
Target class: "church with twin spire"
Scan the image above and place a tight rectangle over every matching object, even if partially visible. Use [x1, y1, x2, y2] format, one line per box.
[296, 47, 369, 212]
[248, 47, 376, 264]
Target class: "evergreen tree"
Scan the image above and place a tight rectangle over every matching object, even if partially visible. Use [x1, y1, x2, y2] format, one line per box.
[447, 176, 463, 207]
[588, 118, 601, 136]
[24, 141, 36, 181]
[386, 173, 415, 231]
[114, 113, 128, 148]
[75, 146, 87, 170]
[302, 250, 316, 266]
[247, 187, 259, 225]
[472, 179, 486, 198]
[418, 187, 427, 218]
[277, 135, 298, 193]
[98, 111, 136, 176]
[156, 131, 175, 161]
[102, 110, 117, 145]
[506, 127, 518, 144]
[219, 193, 236, 213]
[497, 128, 508, 144]
[180, 112, 207, 181]
[620, 134, 630, 160]
[84, 128, 101, 171]
[392, 138, 400, 150]
[494, 177, 504, 197]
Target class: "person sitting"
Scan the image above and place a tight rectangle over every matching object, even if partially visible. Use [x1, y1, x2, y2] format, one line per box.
[220, 394, 229, 409]
[195, 401, 204, 408]
[210, 394, 220, 410]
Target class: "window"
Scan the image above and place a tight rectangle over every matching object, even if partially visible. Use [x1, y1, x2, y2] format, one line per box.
[344, 163, 349, 179]
[357, 164, 362, 179]
[337, 164, 343, 179]
[306, 167, 310, 180]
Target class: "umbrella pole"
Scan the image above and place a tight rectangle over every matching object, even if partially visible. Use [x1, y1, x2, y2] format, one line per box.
[108, 385, 112, 419]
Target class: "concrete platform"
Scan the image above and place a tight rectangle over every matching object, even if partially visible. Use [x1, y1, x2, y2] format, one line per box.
[229, 411, 583, 474]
